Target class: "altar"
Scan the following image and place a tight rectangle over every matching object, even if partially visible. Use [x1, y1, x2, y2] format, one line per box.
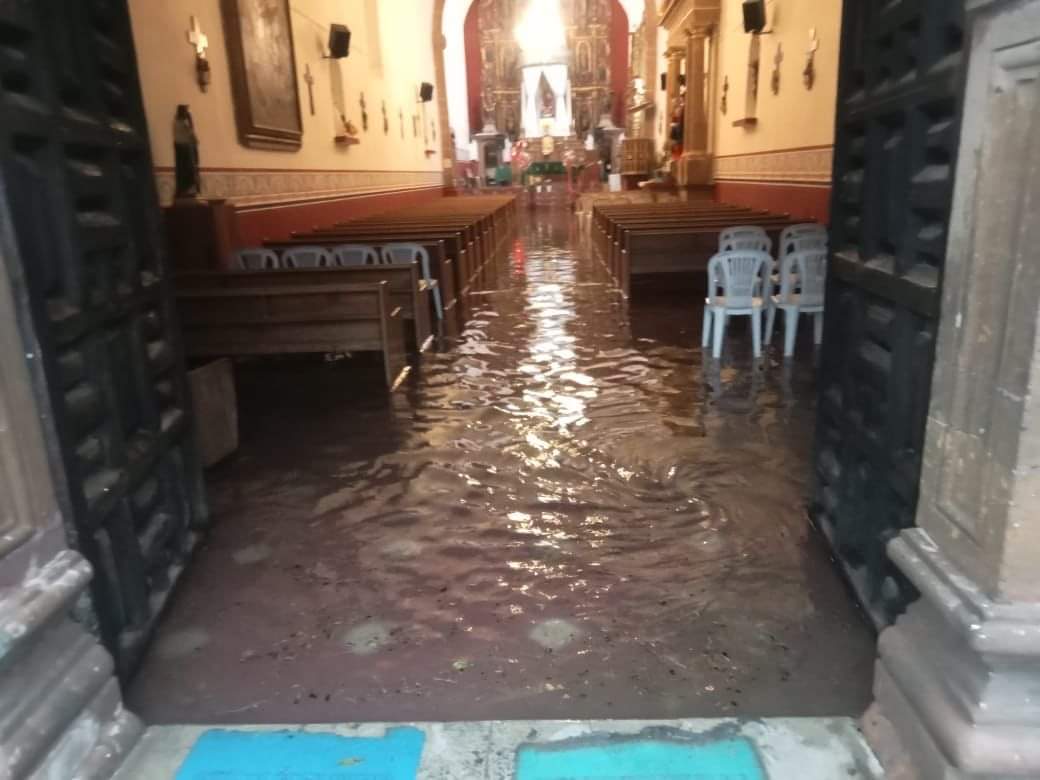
[469, 0, 619, 191]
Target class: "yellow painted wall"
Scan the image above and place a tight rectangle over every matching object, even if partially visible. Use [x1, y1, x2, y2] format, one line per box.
[129, 0, 442, 176]
[712, 0, 841, 157]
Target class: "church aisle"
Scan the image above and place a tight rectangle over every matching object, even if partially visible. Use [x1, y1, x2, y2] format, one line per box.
[127, 207, 874, 725]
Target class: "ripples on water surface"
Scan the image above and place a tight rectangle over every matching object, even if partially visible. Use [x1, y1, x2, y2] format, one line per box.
[129, 211, 875, 724]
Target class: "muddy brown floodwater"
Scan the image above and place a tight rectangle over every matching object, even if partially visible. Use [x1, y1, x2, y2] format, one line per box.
[128, 208, 876, 725]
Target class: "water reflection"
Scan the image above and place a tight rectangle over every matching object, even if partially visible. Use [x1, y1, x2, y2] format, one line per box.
[129, 209, 875, 725]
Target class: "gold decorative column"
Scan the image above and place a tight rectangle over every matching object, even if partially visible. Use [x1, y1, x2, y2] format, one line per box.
[680, 28, 712, 186]
[665, 47, 684, 109]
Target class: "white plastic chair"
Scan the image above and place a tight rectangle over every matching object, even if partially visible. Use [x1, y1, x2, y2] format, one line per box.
[765, 249, 828, 356]
[282, 246, 332, 268]
[779, 224, 826, 257]
[719, 226, 770, 253]
[714, 229, 771, 295]
[783, 234, 827, 257]
[380, 243, 443, 320]
[701, 250, 770, 359]
[234, 248, 279, 270]
[333, 244, 379, 266]
[726, 236, 772, 253]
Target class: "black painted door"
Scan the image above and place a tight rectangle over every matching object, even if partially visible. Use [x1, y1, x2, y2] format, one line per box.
[0, 0, 206, 676]
[812, 0, 966, 626]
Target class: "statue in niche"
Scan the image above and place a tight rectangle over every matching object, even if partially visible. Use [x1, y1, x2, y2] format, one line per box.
[482, 46, 496, 90]
[596, 39, 609, 83]
[504, 107, 518, 140]
[538, 73, 556, 119]
[577, 41, 591, 76]
[577, 106, 591, 137]
[173, 104, 201, 199]
[481, 92, 497, 131]
[504, 45, 520, 83]
[668, 93, 685, 160]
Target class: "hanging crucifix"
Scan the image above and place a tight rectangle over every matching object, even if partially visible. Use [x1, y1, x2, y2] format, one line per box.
[360, 92, 369, 131]
[186, 16, 211, 92]
[771, 42, 783, 95]
[303, 64, 315, 116]
[382, 101, 389, 135]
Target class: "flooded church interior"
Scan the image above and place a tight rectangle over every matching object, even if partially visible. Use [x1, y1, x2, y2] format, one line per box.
[2, 0, 1039, 778]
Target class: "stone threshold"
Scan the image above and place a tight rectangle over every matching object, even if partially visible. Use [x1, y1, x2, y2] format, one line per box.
[114, 717, 882, 779]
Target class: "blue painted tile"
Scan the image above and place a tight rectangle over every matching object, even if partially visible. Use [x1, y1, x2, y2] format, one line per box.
[516, 735, 765, 780]
[175, 726, 425, 779]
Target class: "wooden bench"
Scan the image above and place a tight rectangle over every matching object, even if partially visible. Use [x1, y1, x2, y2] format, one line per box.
[177, 264, 435, 355]
[590, 201, 806, 297]
[176, 282, 409, 391]
[274, 194, 519, 335]
[271, 235, 464, 335]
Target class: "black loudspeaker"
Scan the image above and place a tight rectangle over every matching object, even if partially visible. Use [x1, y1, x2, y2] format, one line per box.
[419, 82, 434, 102]
[742, 0, 766, 33]
[328, 24, 350, 58]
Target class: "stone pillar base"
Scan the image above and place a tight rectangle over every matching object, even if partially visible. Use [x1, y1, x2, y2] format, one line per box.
[678, 153, 713, 187]
[865, 529, 1040, 779]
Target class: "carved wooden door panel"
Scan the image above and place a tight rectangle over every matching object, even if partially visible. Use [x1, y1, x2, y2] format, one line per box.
[0, 0, 206, 677]
[812, 0, 967, 625]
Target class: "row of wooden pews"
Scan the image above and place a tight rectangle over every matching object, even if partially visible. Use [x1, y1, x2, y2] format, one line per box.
[175, 195, 518, 391]
[270, 195, 517, 336]
[590, 200, 803, 298]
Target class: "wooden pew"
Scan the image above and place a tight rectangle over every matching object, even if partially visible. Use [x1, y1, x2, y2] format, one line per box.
[270, 235, 464, 335]
[589, 201, 807, 297]
[272, 194, 519, 335]
[598, 209, 775, 264]
[176, 282, 409, 391]
[177, 264, 435, 355]
[592, 206, 768, 279]
[590, 203, 756, 256]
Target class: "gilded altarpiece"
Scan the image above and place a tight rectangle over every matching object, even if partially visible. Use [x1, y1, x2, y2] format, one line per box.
[477, 0, 616, 140]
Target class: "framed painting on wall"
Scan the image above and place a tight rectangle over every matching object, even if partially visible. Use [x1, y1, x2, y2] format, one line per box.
[221, 0, 303, 150]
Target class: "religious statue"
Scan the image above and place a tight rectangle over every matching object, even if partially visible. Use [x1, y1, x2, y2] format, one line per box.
[173, 104, 201, 199]
[504, 107, 518, 140]
[668, 95, 685, 160]
[481, 93, 498, 132]
[577, 107, 592, 138]
[577, 41, 591, 76]
[538, 74, 556, 119]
